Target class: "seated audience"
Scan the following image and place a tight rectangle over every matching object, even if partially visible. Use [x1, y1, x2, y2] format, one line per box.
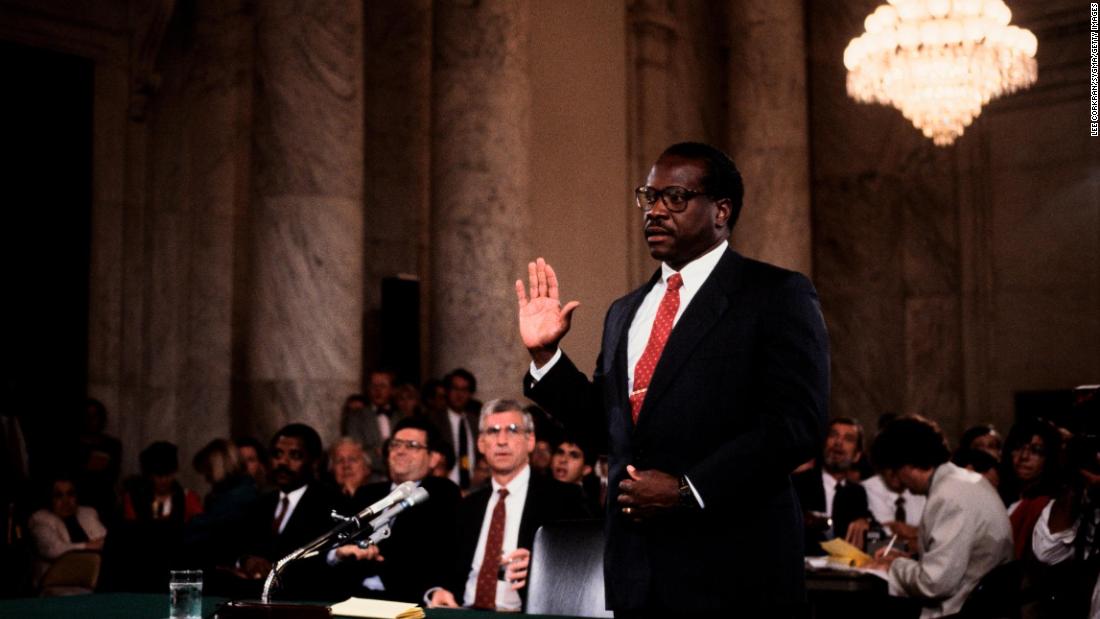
[328, 437, 373, 514]
[235, 436, 270, 491]
[420, 379, 448, 418]
[999, 417, 1063, 559]
[868, 415, 1013, 618]
[328, 417, 461, 602]
[185, 439, 258, 566]
[28, 474, 106, 587]
[228, 423, 334, 599]
[427, 398, 588, 611]
[792, 417, 871, 552]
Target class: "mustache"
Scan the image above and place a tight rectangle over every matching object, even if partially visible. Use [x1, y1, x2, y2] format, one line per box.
[644, 221, 672, 235]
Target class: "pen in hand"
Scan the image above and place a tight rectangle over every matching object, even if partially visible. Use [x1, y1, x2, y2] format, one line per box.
[882, 533, 898, 558]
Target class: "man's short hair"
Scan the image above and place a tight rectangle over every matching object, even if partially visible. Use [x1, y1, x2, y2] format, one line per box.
[271, 423, 323, 462]
[660, 142, 744, 230]
[829, 416, 865, 453]
[870, 415, 950, 471]
[478, 398, 534, 433]
[445, 368, 477, 394]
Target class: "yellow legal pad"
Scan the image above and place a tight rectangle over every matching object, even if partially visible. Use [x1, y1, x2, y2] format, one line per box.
[330, 597, 425, 619]
[819, 538, 873, 568]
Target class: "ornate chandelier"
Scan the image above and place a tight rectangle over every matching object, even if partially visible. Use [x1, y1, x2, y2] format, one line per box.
[843, 0, 1038, 146]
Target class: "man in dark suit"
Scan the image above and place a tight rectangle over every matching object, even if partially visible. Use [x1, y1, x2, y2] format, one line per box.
[427, 369, 481, 492]
[427, 398, 588, 611]
[327, 417, 461, 603]
[515, 142, 830, 615]
[792, 417, 871, 554]
[342, 371, 405, 481]
[233, 423, 334, 599]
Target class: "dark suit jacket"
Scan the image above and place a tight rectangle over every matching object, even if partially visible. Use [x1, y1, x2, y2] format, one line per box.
[791, 465, 870, 555]
[525, 249, 830, 612]
[331, 476, 461, 603]
[444, 470, 589, 609]
[427, 408, 480, 483]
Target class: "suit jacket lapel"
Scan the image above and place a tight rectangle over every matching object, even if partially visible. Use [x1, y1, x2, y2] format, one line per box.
[637, 250, 743, 426]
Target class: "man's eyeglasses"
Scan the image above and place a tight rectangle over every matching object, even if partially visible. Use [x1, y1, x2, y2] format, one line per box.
[634, 185, 708, 212]
[480, 423, 528, 437]
[389, 439, 428, 451]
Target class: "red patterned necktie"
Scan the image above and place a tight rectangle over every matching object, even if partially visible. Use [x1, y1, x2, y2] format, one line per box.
[630, 273, 683, 423]
[473, 488, 509, 609]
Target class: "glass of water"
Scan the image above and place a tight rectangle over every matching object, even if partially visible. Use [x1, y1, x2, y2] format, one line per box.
[168, 569, 203, 619]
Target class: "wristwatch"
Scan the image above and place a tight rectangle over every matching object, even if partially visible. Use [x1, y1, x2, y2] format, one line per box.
[678, 475, 697, 509]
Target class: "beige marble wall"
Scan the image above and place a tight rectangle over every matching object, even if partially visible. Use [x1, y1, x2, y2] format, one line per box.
[727, 0, 812, 275]
[362, 1, 432, 379]
[238, 0, 364, 446]
[429, 0, 532, 401]
[528, 0, 629, 378]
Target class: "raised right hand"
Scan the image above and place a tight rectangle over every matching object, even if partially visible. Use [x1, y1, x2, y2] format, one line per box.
[515, 258, 580, 366]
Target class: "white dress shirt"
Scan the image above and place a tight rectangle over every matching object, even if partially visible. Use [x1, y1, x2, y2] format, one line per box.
[863, 474, 926, 531]
[462, 464, 531, 611]
[275, 484, 308, 534]
[822, 469, 839, 517]
[1031, 500, 1099, 618]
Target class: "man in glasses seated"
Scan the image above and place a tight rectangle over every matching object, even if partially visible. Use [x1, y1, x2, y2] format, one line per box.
[325, 417, 460, 603]
[426, 398, 588, 612]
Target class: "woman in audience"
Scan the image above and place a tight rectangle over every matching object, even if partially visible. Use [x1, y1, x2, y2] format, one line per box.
[28, 474, 107, 587]
[999, 417, 1063, 559]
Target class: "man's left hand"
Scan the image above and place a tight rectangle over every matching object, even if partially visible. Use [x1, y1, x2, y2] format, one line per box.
[503, 548, 530, 591]
[617, 465, 680, 521]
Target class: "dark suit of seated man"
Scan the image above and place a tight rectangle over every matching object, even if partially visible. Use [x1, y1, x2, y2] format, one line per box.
[426, 398, 589, 612]
[217, 423, 335, 600]
[326, 417, 461, 603]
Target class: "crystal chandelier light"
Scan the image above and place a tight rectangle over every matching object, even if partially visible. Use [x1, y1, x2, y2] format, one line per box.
[843, 0, 1038, 146]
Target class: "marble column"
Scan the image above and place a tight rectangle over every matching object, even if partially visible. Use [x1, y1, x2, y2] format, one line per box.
[238, 0, 364, 445]
[430, 0, 531, 401]
[625, 0, 677, 286]
[726, 0, 812, 275]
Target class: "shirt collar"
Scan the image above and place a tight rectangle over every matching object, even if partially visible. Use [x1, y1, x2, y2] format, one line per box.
[660, 240, 728, 293]
[280, 483, 309, 503]
[491, 462, 531, 496]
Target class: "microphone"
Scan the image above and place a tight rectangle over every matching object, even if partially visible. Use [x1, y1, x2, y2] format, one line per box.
[359, 486, 430, 546]
[358, 480, 418, 520]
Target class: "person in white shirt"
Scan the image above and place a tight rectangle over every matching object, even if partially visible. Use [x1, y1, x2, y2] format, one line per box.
[28, 475, 106, 586]
[867, 416, 1013, 618]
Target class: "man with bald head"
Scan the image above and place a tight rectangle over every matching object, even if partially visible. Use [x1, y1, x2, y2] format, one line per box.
[517, 142, 830, 615]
